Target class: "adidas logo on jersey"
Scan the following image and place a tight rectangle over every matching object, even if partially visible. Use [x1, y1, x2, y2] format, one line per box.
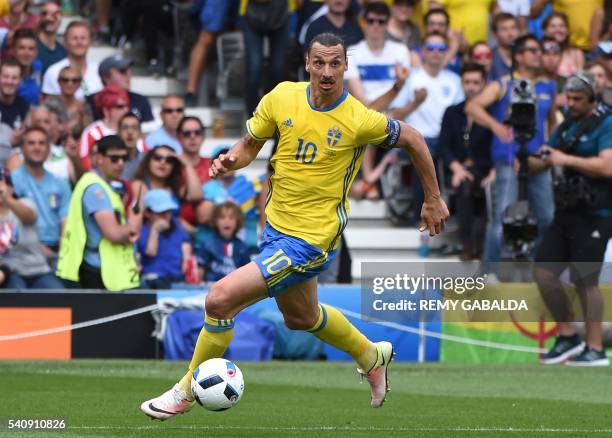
[282, 118, 293, 127]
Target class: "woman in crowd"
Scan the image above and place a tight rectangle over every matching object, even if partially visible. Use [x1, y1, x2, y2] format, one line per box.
[543, 12, 584, 78]
[131, 145, 203, 229]
[468, 42, 493, 79]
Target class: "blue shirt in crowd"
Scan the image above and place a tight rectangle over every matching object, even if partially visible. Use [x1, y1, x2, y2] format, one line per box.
[199, 232, 250, 282]
[36, 40, 67, 75]
[17, 59, 42, 105]
[137, 219, 190, 279]
[82, 183, 114, 268]
[489, 75, 556, 164]
[10, 165, 71, 247]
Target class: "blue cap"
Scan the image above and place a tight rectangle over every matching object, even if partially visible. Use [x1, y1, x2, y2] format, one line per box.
[144, 189, 178, 212]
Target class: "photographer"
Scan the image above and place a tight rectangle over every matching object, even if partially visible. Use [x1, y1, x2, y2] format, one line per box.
[531, 72, 612, 366]
[466, 34, 556, 270]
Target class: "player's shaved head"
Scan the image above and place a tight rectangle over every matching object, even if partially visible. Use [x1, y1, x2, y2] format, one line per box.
[308, 32, 347, 58]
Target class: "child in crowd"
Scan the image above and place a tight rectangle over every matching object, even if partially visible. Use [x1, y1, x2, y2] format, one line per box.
[199, 201, 250, 282]
[138, 189, 193, 288]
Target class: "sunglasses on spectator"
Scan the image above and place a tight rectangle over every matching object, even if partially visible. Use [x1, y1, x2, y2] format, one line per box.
[59, 77, 81, 84]
[41, 10, 61, 17]
[365, 17, 388, 25]
[162, 107, 185, 114]
[472, 51, 492, 60]
[151, 153, 176, 164]
[105, 153, 128, 163]
[180, 129, 204, 137]
[425, 43, 447, 52]
[542, 44, 561, 53]
[521, 46, 542, 54]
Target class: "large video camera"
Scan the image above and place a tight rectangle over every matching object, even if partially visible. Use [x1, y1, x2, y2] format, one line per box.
[502, 79, 538, 259]
[507, 80, 536, 143]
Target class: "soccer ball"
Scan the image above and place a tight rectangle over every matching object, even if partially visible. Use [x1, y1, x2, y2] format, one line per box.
[191, 358, 244, 411]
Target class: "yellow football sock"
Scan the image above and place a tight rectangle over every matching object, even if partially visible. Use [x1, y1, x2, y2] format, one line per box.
[178, 314, 235, 397]
[307, 304, 377, 371]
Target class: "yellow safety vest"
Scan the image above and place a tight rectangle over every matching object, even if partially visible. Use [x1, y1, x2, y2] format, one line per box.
[56, 172, 139, 291]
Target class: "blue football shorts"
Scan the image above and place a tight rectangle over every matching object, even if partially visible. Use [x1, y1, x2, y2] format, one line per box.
[254, 223, 337, 297]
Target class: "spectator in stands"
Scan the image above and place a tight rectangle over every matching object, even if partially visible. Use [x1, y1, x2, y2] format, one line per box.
[131, 145, 203, 220]
[9, 127, 71, 264]
[467, 34, 556, 272]
[589, 1, 612, 50]
[43, 66, 93, 134]
[80, 84, 130, 169]
[468, 42, 493, 79]
[0, 59, 29, 164]
[542, 12, 585, 78]
[489, 13, 519, 82]
[531, 0, 601, 51]
[1, 159, 63, 289]
[196, 146, 260, 253]
[56, 135, 141, 291]
[429, 0, 495, 47]
[145, 96, 184, 153]
[36, 1, 66, 75]
[438, 62, 493, 260]
[199, 201, 250, 282]
[138, 189, 193, 289]
[391, 32, 464, 222]
[184, 0, 237, 107]
[6, 104, 83, 184]
[40, 101, 84, 183]
[87, 55, 154, 123]
[178, 116, 209, 236]
[42, 21, 103, 99]
[346, 2, 410, 111]
[588, 61, 611, 111]
[0, 0, 37, 34]
[541, 36, 567, 110]
[118, 112, 147, 180]
[495, 0, 530, 34]
[386, 0, 421, 50]
[421, 8, 461, 72]
[304, 0, 363, 50]
[13, 28, 41, 105]
[239, 0, 290, 116]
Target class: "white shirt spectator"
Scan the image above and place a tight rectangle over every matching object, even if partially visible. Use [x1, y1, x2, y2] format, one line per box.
[391, 67, 464, 138]
[346, 40, 411, 102]
[497, 0, 530, 17]
[42, 58, 103, 99]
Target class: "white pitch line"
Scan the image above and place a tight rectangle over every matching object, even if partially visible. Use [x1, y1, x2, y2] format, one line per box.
[68, 425, 612, 433]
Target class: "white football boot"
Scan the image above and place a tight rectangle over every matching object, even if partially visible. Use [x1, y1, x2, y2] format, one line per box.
[358, 341, 395, 408]
[140, 384, 194, 421]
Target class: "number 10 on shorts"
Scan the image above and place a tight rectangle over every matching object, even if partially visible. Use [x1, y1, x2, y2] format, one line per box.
[261, 249, 292, 274]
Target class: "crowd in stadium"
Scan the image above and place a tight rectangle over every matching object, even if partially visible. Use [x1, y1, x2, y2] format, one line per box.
[0, 0, 611, 290]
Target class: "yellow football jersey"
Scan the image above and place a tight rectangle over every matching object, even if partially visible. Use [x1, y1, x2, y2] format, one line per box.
[247, 82, 399, 252]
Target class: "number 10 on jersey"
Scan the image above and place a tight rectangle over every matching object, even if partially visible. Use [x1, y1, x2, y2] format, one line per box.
[296, 139, 317, 164]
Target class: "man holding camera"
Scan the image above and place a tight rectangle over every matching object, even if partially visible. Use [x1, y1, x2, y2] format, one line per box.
[467, 34, 556, 270]
[531, 72, 612, 366]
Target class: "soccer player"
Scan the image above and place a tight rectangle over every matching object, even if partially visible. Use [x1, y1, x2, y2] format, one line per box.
[141, 32, 448, 419]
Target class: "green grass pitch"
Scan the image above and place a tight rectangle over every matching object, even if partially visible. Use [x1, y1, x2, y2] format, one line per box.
[1, 360, 611, 437]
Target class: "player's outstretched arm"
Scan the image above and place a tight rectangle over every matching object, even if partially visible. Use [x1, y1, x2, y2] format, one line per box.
[209, 133, 266, 179]
[396, 121, 449, 235]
